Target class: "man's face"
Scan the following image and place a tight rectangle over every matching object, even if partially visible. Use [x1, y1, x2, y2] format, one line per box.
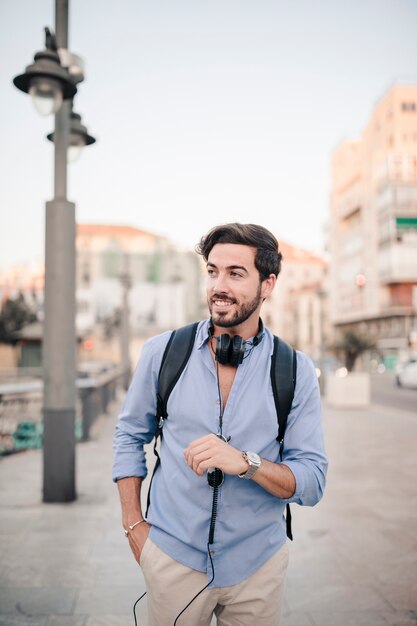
[206, 243, 274, 329]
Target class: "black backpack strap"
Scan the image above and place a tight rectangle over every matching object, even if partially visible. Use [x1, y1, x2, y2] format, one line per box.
[270, 335, 297, 540]
[271, 336, 297, 444]
[146, 322, 199, 516]
[157, 322, 199, 421]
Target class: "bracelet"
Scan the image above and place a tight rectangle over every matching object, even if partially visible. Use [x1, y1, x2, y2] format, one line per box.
[124, 518, 147, 537]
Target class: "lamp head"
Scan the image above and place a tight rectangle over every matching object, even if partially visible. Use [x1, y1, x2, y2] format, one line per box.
[13, 29, 77, 115]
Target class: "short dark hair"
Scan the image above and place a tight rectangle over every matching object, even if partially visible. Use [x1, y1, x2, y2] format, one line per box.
[195, 223, 282, 280]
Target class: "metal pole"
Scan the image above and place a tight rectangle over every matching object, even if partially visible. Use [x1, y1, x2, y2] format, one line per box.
[43, 0, 76, 502]
[120, 257, 132, 391]
[318, 290, 326, 397]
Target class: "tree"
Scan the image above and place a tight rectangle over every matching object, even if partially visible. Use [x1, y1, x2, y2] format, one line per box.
[0, 293, 38, 344]
[335, 330, 375, 372]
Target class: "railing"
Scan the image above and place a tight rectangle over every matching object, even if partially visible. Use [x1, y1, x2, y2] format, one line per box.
[0, 363, 125, 456]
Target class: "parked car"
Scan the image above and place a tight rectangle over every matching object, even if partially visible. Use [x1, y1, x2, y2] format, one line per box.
[395, 358, 416, 383]
[396, 361, 417, 389]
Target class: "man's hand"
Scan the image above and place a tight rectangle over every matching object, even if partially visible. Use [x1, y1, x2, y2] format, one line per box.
[183, 434, 296, 499]
[116, 476, 152, 564]
[126, 521, 152, 564]
[184, 434, 247, 477]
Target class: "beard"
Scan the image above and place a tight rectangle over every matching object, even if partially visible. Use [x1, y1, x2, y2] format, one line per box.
[208, 282, 262, 329]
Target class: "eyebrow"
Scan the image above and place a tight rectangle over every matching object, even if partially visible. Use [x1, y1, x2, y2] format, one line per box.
[206, 262, 248, 274]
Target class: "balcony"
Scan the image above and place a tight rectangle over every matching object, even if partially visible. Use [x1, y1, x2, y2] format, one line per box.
[379, 240, 417, 283]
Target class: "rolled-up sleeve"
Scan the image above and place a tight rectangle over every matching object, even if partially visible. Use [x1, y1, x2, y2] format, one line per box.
[112, 332, 171, 482]
[280, 351, 328, 506]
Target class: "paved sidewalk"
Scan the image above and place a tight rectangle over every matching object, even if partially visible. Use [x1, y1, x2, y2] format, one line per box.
[1, 393, 416, 626]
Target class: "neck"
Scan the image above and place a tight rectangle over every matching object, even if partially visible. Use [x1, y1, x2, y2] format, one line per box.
[212, 314, 261, 341]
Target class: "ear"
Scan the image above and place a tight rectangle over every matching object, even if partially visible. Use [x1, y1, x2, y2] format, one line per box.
[261, 274, 276, 299]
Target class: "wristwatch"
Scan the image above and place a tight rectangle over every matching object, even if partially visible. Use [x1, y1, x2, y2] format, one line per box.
[238, 451, 261, 479]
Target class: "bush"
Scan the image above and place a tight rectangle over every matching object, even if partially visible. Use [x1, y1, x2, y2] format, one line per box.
[334, 330, 375, 372]
[0, 293, 37, 344]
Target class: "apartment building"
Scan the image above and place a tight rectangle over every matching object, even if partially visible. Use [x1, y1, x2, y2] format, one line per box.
[329, 85, 417, 360]
[263, 241, 328, 360]
[76, 224, 201, 333]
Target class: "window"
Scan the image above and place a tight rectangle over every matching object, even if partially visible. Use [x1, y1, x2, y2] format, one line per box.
[82, 263, 90, 286]
[401, 102, 416, 112]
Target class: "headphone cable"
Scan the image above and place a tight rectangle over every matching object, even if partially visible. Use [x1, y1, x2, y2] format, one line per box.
[173, 541, 215, 626]
[215, 356, 224, 436]
[173, 349, 221, 624]
[133, 590, 146, 626]
[133, 335, 224, 625]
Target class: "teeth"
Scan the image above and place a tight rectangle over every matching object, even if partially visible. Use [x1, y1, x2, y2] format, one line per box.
[214, 300, 231, 307]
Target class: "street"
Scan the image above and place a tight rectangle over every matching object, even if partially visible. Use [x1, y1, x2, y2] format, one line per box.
[1, 393, 417, 625]
[371, 372, 417, 415]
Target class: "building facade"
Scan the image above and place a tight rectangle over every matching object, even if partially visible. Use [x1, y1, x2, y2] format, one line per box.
[76, 224, 202, 334]
[263, 240, 329, 361]
[329, 85, 417, 362]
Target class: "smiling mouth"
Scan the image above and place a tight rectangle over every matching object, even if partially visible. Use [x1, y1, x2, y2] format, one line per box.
[212, 299, 233, 308]
[211, 296, 236, 308]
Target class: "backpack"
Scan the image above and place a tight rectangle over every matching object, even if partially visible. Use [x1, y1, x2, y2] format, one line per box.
[146, 322, 297, 540]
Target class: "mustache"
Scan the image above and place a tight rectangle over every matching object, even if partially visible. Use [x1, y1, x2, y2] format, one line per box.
[210, 294, 237, 304]
[210, 293, 237, 302]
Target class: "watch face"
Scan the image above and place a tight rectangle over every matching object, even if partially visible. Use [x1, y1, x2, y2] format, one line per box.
[246, 451, 261, 466]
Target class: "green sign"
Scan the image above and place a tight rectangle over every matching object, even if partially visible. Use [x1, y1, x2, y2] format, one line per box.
[396, 217, 417, 229]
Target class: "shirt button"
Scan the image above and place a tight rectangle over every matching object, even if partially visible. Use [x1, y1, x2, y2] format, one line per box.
[216, 399, 221, 405]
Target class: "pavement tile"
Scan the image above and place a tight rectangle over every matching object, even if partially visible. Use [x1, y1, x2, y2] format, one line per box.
[84, 616, 142, 626]
[381, 611, 417, 625]
[47, 618, 87, 626]
[379, 526, 417, 550]
[0, 557, 99, 589]
[4, 543, 91, 561]
[96, 559, 144, 587]
[0, 617, 48, 626]
[369, 554, 417, 586]
[285, 536, 351, 587]
[309, 611, 389, 625]
[377, 586, 417, 612]
[0, 508, 42, 531]
[0, 557, 46, 588]
[281, 611, 314, 626]
[88, 542, 132, 564]
[73, 585, 145, 615]
[0, 588, 78, 616]
[285, 583, 392, 613]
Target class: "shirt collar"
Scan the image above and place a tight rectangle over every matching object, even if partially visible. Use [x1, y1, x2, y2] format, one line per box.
[197, 319, 211, 350]
[196, 318, 269, 351]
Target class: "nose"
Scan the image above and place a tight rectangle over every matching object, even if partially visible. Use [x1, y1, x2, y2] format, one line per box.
[212, 272, 229, 294]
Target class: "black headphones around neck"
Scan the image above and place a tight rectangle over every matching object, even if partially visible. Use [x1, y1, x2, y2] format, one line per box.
[208, 318, 264, 367]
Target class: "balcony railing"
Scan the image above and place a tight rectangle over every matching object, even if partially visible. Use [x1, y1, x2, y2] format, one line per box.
[0, 363, 124, 456]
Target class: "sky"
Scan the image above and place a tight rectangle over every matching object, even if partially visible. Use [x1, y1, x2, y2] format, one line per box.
[1, 0, 417, 269]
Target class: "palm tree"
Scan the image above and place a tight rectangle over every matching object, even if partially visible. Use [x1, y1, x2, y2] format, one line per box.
[335, 330, 375, 372]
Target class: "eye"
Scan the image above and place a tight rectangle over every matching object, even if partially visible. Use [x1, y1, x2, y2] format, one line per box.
[230, 271, 242, 278]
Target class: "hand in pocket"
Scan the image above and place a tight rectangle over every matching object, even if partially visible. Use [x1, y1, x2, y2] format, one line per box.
[127, 521, 152, 564]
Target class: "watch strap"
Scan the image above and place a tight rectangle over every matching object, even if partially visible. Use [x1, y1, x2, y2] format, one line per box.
[238, 451, 261, 479]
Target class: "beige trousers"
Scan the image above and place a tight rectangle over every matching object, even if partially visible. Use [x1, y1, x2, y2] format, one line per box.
[140, 538, 289, 626]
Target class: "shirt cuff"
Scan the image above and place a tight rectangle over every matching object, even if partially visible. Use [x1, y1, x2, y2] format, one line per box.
[112, 453, 148, 483]
[279, 461, 305, 504]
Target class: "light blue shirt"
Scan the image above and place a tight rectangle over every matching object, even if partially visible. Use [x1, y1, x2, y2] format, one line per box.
[112, 319, 327, 587]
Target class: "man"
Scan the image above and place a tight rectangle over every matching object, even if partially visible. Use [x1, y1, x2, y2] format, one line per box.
[113, 223, 327, 625]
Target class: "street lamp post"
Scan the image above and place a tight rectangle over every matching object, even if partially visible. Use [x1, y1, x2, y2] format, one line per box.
[43, 0, 76, 503]
[13, 0, 95, 502]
